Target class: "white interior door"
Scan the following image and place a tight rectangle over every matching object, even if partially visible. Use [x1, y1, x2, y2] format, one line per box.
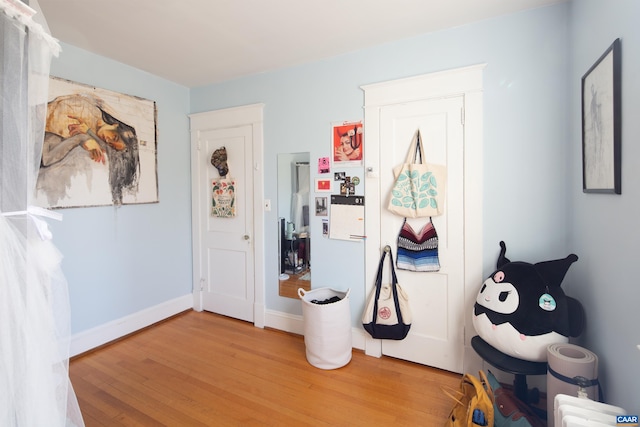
[379, 97, 464, 372]
[199, 126, 254, 321]
[190, 105, 265, 325]
[363, 66, 484, 374]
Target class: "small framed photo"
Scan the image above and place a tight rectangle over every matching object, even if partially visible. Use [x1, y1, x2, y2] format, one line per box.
[582, 38, 621, 194]
[315, 197, 328, 216]
[315, 178, 332, 192]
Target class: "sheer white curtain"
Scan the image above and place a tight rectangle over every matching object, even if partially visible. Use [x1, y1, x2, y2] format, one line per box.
[0, 0, 84, 425]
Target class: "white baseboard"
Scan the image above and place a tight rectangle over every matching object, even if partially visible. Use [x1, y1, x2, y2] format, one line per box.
[351, 328, 367, 351]
[264, 309, 304, 335]
[72, 301, 365, 358]
[70, 294, 193, 357]
[264, 309, 365, 351]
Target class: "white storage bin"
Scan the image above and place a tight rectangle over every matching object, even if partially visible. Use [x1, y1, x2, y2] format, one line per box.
[298, 287, 352, 369]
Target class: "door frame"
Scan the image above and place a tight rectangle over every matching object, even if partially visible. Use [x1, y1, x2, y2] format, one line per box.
[362, 65, 484, 370]
[189, 103, 266, 328]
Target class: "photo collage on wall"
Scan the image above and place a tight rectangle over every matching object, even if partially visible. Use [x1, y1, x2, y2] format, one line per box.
[315, 121, 364, 241]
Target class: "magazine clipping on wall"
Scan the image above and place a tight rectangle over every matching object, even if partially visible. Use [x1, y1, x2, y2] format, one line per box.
[332, 121, 363, 167]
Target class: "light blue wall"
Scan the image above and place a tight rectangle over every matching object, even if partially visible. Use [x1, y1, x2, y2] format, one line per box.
[190, 4, 573, 321]
[49, 44, 193, 332]
[568, 0, 640, 414]
[49, 0, 639, 414]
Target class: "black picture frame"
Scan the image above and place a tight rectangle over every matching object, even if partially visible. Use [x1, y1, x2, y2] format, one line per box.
[581, 38, 621, 194]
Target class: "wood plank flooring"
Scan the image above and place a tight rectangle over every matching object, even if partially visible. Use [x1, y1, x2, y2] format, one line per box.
[70, 310, 461, 426]
[278, 270, 311, 299]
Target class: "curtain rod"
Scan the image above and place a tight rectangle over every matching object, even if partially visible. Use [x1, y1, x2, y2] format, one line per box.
[1, 0, 35, 18]
[1, 0, 61, 55]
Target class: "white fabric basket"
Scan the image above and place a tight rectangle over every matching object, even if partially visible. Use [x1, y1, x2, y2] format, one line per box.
[298, 287, 352, 369]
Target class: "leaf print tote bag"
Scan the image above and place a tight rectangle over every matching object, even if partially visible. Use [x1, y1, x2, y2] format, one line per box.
[387, 129, 446, 218]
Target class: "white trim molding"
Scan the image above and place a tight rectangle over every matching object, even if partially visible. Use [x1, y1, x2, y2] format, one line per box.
[70, 294, 193, 357]
[189, 103, 266, 328]
[264, 310, 366, 351]
[362, 64, 485, 369]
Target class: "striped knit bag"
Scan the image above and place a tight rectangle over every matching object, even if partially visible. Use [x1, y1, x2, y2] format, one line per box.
[396, 218, 440, 272]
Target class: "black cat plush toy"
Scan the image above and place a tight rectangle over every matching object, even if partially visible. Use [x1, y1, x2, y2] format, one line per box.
[472, 241, 580, 362]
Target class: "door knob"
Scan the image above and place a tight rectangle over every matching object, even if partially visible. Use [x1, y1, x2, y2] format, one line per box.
[243, 234, 250, 240]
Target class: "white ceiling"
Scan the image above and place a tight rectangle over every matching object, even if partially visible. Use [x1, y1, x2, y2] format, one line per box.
[36, 0, 565, 88]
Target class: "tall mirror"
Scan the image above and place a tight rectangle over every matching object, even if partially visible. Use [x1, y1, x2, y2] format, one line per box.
[277, 152, 311, 298]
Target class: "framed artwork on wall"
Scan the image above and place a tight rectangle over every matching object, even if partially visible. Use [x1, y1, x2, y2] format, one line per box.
[35, 76, 159, 208]
[315, 197, 328, 216]
[581, 38, 621, 194]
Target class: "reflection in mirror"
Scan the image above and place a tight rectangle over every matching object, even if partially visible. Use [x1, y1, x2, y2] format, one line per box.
[278, 152, 311, 298]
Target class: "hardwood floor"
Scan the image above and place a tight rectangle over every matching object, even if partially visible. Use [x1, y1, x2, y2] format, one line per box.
[70, 310, 461, 426]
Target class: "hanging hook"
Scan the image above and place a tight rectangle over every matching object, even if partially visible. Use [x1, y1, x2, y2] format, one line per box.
[384, 245, 391, 253]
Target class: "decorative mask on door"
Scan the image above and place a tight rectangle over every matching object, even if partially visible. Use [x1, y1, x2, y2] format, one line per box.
[211, 146, 229, 177]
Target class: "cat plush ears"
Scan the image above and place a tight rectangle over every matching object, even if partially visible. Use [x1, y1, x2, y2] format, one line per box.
[496, 240, 578, 288]
[497, 241, 510, 267]
[535, 254, 579, 289]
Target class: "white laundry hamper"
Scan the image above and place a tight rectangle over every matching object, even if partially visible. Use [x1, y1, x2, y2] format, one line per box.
[298, 287, 352, 369]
